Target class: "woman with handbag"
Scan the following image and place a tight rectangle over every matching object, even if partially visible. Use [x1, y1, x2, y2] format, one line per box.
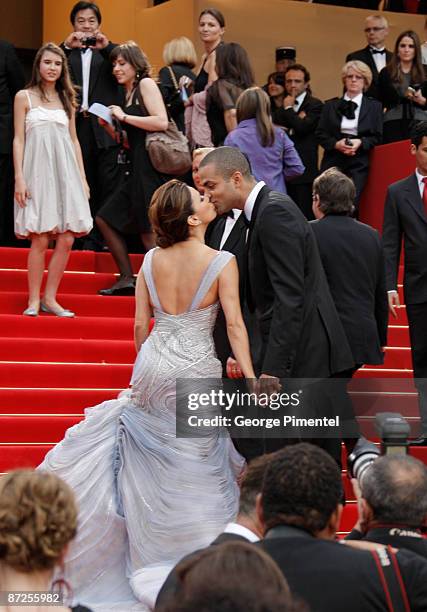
[158, 37, 197, 134]
[96, 41, 168, 296]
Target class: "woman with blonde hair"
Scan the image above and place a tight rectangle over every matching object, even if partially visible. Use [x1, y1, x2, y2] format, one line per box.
[0, 469, 91, 611]
[224, 87, 304, 193]
[316, 60, 383, 211]
[13, 42, 92, 317]
[158, 37, 197, 133]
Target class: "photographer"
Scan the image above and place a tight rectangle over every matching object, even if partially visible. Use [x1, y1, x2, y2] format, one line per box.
[61, 1, 122, 249]
[346, 454, 427, 559]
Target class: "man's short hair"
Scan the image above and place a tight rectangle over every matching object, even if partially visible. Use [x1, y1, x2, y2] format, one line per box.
[70, 1, 102, 25]
[261, 443, 342, 534]
[366, 14, 388, 29]
[361, 455, 427, 527]
[239, 454, 273, 516]
[284, 63, 310, 83]
[411, 121, 427, 147]
[313, 168, 355, 215]
[199, 147, 252, 181]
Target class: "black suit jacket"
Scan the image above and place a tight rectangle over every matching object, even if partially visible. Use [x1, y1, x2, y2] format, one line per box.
[247, 186, 354, 378]
[260, 526, 427, 612]
[310, 215, 388, 365]
[346, 46, 393, 100]
[0, 40, 25, 154]
[62, 43, 123, 148]
[382, 174, 427, 305]
[346, 526, 427, 560]
[272, 94, 324, 184]
[156, 531, 252, 607]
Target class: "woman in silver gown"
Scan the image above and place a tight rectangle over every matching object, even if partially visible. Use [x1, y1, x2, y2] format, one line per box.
[39, 180, 255, 611]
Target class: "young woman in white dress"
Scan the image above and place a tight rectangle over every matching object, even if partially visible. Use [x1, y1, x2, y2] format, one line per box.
[13, 42, 92, 318]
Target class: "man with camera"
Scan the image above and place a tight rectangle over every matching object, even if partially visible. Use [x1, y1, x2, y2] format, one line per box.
[346, 454, 427, 559]
[257, 443, 427, 611]
[61, 1, 122, 249]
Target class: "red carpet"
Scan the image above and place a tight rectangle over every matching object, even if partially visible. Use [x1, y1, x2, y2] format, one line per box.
[0, 246, 422, 533]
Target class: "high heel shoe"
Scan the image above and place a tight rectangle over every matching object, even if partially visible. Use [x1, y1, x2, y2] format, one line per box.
[98, 278, 136, 296]
[23, 307, 39, 317]
[40, 303, 75, 318]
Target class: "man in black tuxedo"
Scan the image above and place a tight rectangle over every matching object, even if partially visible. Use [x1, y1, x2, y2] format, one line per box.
[0, 40, 25, 245]
[346, 14, 392, 100]
[61, 1, 123, 249]
[257, 443, 427, 612]
[199, 147, 354, 457]
[346, 454, 427, 560]
[272, 64, 323, 220]
[383, 122, 427, 444]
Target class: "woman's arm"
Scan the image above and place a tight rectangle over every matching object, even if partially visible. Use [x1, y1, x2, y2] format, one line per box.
[219, 258, 255, 379]
[68, 109, 90, 198]
[13, 90, 29, 207]
[282, 131, 305, 180]
[110, 78, 168, 132]
[134, 266, 153, 352]
[223, 108, 237, 133]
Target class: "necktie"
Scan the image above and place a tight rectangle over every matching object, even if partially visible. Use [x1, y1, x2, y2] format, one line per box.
[371, 48, 385, 55]
[227, 210, 234, 219]
[81, 47, 88, 54]
[338, 99, 358, 120]
[422, 178, 427, 217]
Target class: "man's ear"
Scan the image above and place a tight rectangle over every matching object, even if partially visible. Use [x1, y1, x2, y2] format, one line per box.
[410, 143, 417, 157]
[328, 503, 343, 537]
[230, 170, 243, 188]
[360, 498, 374, 526]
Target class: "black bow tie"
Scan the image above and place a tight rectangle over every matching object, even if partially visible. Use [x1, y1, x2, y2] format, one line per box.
[338, 99, 358, 120]
[371, 48, 385, 55]
[81, 47, 89, 54]
[227, 210, 234, 219]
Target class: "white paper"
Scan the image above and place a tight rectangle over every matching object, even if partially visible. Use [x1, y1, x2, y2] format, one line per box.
[88, 102, 113, 125]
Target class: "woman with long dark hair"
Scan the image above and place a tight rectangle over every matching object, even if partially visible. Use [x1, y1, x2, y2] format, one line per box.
[13, 42, 92, 317]
[206, 42, 255, 146]
[96, 41, 168, 295]
[194, 8, 225, 94]
[379, 30, 427, 143]
[224, 87, 304, 193]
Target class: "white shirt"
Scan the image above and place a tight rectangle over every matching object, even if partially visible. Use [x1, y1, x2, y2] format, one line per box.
[223, 522, 260, 543]
[370, 47, 387, 73]
[293, 91, 307, 113]
[415, 168, 427, 198]
[220, 209, 242, 249]
[340, 92, 363, 136]
[243, 181, 266, 223]
[81, 48, 93, 111]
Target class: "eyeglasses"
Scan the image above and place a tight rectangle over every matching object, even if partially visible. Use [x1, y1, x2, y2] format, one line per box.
[345, 74, 364, 80]
[364, 27, 385, 33]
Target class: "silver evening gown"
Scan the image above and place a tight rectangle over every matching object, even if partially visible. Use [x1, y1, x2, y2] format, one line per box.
[39, 247, 245, 611]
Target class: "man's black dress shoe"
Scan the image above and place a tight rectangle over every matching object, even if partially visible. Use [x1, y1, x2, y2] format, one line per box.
[410, 437, 427, 446]
[98, 281, 135, 296]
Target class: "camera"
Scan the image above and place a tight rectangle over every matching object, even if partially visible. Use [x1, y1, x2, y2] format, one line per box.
[344, 138, 353, 146]
[348, 412, 410, 483]
[82, 36, 97, 48]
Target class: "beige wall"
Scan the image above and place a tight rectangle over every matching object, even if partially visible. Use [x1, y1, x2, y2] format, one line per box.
[43, 0, 425, 100]
[0, 0, 42, 49]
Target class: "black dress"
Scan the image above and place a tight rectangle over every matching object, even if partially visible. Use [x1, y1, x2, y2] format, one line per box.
[206, 79, 243, 146]
[97, 88, 167, 233]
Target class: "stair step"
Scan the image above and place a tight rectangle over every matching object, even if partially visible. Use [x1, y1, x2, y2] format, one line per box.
[0, 444, 54, 471]
[0, 269, 121, 294]
[0, 415, 83, 443]
[0, 362, 132, 388]
[0, 388, 119, 413]
[388, 326, 410, 346]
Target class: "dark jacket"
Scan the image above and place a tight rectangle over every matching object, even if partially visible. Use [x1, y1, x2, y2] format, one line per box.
[346, 46, 393, 100]
[378, 66, 427, 117]
[0, 40, 25, 153]
[158, 62, 195, 133]
[246, 185, 354, 378]
[346, 526, 427, 560]
[272, 94, 324, 184]
[310, 215, 388, 364]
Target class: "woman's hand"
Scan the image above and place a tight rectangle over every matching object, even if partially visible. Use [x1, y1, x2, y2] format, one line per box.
[14, 177, 30, 208]
[335, 138, 357, 156]
[413, 89, 427, 107]
[109, 105, 126, 121]
[178, 75, 193, 91]
[82, 179, 90, 200]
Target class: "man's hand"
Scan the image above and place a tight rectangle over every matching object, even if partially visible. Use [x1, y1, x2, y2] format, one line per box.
[64, 31, 86, 49]
[226, 357, 243, 379]
[283, 94, 296, 108]
[259, 373, 281, 396]
[94, 31, 109, 50]
[388, 290, 400, 319]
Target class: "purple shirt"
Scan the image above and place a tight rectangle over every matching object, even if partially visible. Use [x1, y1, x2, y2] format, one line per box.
[224, 118, 304, 194]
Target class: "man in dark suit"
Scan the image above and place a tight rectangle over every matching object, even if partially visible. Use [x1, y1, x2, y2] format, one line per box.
[155, 454, 268, 607]
[272, 64, 323, 220]
[0, 40, 25, 245]
[346, 14, 392, 100]
[257, 443, 427, 612]
[61, 1, 123, 249]
[199, 147, 354, 457]
[346, 454, 427, 560]
[383, 122, 427, 444]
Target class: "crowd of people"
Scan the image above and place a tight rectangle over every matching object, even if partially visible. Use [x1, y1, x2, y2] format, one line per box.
[2, 1, 427, 610]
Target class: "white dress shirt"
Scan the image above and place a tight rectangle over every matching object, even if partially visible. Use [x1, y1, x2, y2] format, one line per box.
[223, 522, 260, 542]
[340, 92, 363, 136]
[293, 90, 307, 113]
[220, 209, 242, 249]
[415, 168, 427, 198]
[81, 48, 93, 111]
[370, 47, 387, 73]
[243, 181, 266, 223]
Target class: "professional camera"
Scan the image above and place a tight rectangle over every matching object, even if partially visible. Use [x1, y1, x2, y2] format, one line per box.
[82, 36, 97, 47]
[348, 412, 410, 483]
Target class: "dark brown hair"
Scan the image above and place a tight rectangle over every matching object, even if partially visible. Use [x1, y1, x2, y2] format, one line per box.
[110, 41, 151, 86]
[387, 30, 424, 86]
[28, 43, 77, 118]
[285, 63, 311, 83]
[313, 167, 355, 215]
[0, 469, 77, 572]
[199, 7, 225, 28]
[149, 180, 194, 248]
[215, 42, 254, 90]
[236, 87, 275, 147]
